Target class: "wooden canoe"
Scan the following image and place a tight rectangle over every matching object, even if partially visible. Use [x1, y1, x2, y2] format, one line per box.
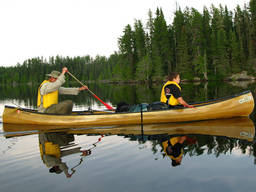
[2, 91, 255, 126]
[3, 117, 255, 141]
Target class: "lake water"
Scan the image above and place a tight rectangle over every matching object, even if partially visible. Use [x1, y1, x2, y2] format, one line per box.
[1, 81, 256, 192]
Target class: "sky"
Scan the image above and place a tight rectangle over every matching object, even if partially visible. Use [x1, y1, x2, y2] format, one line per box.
[0, 0, 250, 67]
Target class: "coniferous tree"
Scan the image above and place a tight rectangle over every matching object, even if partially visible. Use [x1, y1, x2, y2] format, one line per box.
[151, 8, 170, 81]
[201, 7, 212, 80]
[190, 8, 205, 79]
[118, 24, 136, 80]
[173, 8, 191, 79]
[249, 0, 256, 62]
[234, 6, 247, 70]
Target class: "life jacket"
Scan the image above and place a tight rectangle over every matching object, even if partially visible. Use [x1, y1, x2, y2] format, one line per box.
[37, 80, 58, 108]
[160, 81, 181, 106]
[39, 142, 61, 159]
[162, 137, 183, 161]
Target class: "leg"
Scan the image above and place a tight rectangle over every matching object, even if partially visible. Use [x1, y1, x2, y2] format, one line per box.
[45, 100, 73, 115]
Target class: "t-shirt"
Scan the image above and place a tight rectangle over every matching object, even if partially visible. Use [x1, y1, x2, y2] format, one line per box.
[165, 84, 181, 99]
[166, 142, 183, 158]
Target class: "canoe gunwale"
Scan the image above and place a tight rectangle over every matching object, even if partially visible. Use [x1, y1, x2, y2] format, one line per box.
[3, 90, 253, 116]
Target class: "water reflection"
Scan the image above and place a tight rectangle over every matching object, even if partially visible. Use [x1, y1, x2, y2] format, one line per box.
[39, 132, 89, 178]
[2, 117, 256, 176]
[162, 135, 197, 167]
[39, 132, 104, 178]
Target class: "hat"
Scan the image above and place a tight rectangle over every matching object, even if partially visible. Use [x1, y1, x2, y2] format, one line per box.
[49, 166, 62, 174]
[46, 71, 61, 78]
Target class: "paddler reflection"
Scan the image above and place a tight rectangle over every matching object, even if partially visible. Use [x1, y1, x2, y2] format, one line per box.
[39, 132, 98, 178]
[162, 135, 197, 167]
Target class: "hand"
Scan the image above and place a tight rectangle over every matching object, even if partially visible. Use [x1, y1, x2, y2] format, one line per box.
[81, 149, 91, 156]
[66, 173, 72, 178]
[62, 67, 68, 74]
[79, 86, 88, 91]
[184, 104, 195, 108]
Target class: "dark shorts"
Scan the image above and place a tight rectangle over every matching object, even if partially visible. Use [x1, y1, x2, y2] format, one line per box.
[45, 100, 73, 115]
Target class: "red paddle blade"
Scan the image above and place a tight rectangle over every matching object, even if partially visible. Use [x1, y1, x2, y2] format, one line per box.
[92, 94, 114, 110]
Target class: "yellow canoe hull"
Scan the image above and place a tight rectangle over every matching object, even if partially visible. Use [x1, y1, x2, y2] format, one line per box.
[2, 91, 254, 126]
[3, 117, 255, 141]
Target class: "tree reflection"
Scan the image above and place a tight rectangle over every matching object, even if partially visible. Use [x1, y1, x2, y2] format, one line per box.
[124, 133, 255, 164]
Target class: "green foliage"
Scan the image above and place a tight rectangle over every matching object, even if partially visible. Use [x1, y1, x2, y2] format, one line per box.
[135, 55, 152, 81]
[1, 2, 256, 84]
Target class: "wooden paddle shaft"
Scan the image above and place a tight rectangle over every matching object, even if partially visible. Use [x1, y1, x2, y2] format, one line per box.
[67, 71, 114, 110]
[67, 71, 93, 94]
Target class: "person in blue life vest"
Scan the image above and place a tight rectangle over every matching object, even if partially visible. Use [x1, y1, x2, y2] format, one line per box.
[37, 67, 88, 114]
[160, 72, 194, 108]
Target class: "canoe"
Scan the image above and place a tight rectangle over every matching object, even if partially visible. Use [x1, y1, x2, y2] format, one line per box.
[2, 90, 254, 126]
[3, 117, 255, 141]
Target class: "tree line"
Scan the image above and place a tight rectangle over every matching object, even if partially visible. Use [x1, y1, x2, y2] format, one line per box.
[1, 0, 256, 85]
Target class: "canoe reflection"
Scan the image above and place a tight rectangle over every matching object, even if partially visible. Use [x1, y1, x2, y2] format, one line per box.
[3, 117, 255, 141]
[3, 117, 256, 170]
[68, 117, 255, 141]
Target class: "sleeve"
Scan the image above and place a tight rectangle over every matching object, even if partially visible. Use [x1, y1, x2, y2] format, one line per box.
[59, 87, 80, 95]
[58, 162, 69, 175]
[61, 147, 82, 157]
[40, 74, 65, 95]
[166, 85, 181, 99]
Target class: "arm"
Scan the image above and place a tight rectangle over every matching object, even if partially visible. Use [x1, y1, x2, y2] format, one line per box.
[59, 87, 80, 95]
[177, 97, 194, 108]
[59, 86, 88, 95]
[40, 74, 65, 95]
[178, 136, 187, 144]
[59, 67, 88, 95]
[58, 162, 71, 178]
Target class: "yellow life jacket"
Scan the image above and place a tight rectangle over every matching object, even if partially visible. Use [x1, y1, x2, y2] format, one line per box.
[39, 142, 61, 159]
[160, 81, 181, 106]
[162, 137, 183, 161]
[37, 80, 58, 108]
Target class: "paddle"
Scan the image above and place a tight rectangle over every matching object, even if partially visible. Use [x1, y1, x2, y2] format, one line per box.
[67, 71, 114, 110]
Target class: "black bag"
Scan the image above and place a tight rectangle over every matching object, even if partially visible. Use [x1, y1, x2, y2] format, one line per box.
[115, 102, 130, 113]
[148, 102, 168, 111]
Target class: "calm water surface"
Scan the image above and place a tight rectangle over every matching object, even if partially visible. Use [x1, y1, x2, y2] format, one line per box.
[1, 82, 256, 192]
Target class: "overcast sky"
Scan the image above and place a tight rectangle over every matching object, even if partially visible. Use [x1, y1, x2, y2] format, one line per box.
[0, 0, 250, 67]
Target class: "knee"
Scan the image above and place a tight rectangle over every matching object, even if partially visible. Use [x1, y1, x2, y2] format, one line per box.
[64, 100, 73, 107]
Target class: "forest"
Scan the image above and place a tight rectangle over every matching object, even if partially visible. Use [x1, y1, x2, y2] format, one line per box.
[1, 0, 256, 85]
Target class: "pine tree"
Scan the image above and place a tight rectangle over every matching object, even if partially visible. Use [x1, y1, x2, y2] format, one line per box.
[190, 8, 205, 79]
[151, 8, 170, 81]
[201, 7, 212, 80]
[118, 24, 136, 79]
[249, 0, 256, 61]
[173, 8, 191, 79]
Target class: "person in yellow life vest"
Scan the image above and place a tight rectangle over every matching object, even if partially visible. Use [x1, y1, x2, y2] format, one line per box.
[162, 135, 197, 167]
[37, 67, 88, 114]
[162, 136, 187, 167]
[160, 72, 194, 108]
[39, 132, 92, 178]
